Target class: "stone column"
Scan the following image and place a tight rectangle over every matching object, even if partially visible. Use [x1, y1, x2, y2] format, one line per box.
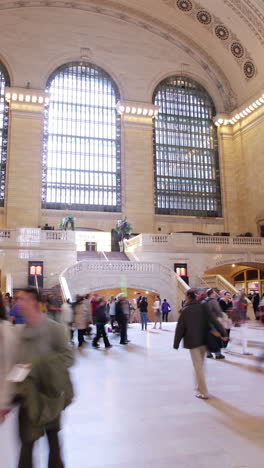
[119, 101, 159, 233]
[5, 88, 48, 228]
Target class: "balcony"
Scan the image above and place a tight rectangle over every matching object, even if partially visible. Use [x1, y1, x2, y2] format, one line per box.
[0, 228, 76, 250]
[124, 233, 264, 254]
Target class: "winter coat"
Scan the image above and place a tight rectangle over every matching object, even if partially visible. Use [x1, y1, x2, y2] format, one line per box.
[174, 300, 227, 350]
[73, 301, 89, 329]
[15, 316, 74, 443]
[95, 304, 108, 325]
[162, 301, 171, 313]
[17, 353, 74, 443]
[138, 297, 148, 312]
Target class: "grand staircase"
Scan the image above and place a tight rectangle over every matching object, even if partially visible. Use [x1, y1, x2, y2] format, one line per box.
[77, 251, 130, 261]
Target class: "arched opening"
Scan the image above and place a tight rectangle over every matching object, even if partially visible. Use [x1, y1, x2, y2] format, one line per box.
[89, 287, 159, 322]
[152, 75, 221, 217]
[42, 61, 121, 212]
[205, 262, 264, 296]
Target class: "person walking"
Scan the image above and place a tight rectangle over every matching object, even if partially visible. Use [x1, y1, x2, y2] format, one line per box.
[174, 289, 227, 400]
[0, 296, 17, 423]
[92, 297, 111, 348]
[252, 292, 260, 320]
[161, 299, 171, 322]
[15, 288, 74, 468]
[205, 289, 226, 359]
[153, 295, 162, 329]
[115, 295, 129, 345]
[109, 295, 116, 330]
[138, 295, 148, 331]
[73, 296, 89, 348]
[234, 292, 251, 355]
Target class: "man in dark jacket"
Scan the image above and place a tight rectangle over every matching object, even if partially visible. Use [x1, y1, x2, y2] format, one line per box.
[174, 289, 227, 400]
[92, 297, 111, 348]
[115, 295, 130, 345]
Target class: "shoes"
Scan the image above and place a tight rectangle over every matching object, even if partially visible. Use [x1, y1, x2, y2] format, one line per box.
[105, 344, 112, 348]
[207, 353, 213, 358]
[196, 393, 209, 400]
[215, 354, 225, 359]
[92, 343, 100, 348]
[120, 341, 127, 345]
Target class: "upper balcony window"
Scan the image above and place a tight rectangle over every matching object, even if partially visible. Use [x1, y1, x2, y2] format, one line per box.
[153, 76, 222, 217]
[42, 62, 121, 212]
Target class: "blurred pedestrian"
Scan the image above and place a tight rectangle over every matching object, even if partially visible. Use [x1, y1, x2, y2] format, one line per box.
[92, 297, 111, 349]
[174, 289, 227, 400]
[115, 295, 130, 345]
[0, 296, 16, 423]
[153, 295, 162, 329]
[73, 296, 89, 348]
[205, 289, 225, 359]
[15, 288, 74, 468]
[109, 295, 116, 330]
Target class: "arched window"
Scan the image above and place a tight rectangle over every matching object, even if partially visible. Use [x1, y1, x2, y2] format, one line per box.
[153, 76, 221, 217]
[42, 62, 121, 211]
[0, 63, 10, 206]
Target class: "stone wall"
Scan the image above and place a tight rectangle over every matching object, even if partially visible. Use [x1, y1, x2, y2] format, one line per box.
[0, 5, 262, 236]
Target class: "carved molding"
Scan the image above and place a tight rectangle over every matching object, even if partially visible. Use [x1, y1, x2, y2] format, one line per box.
[223, 0, 264, 46]
[163, 0, 257, 80]
[0, 0, 237, 111]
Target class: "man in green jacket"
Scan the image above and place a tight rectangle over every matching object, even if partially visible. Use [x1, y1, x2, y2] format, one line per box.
[15, 288, 74, 468]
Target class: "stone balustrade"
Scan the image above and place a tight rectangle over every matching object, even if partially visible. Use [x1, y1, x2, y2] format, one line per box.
[0, 228, 75, 249]
[125, 233, 264, 253]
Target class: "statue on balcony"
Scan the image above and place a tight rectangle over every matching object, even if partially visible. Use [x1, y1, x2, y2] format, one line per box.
[115, 217, 132, 252]
[59, 216, 76, 231]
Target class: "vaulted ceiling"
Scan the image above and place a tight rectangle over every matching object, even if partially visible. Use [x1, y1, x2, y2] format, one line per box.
[0, 0, 263, 111]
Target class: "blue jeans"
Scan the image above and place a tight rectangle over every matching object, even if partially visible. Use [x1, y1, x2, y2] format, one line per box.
[140, 312, 148, 330]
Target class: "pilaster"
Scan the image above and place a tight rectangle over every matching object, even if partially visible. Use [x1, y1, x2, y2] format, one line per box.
[5, 88, 48, 228]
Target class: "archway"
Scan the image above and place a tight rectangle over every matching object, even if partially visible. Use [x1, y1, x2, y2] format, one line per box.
[60, 260, 178, 320]
[204, 262, 264, 296]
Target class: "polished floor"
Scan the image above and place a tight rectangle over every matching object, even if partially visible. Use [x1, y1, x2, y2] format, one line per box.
[2, 322, 264, 468]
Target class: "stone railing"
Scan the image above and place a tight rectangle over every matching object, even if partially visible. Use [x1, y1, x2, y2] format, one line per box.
[125, 232, 264, 253]
[195, 236, 263, 246]
[200, 274, 238, 294]
[0, 228, 75, 248]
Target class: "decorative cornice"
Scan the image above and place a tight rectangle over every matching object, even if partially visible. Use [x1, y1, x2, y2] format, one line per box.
[117, 101, 159, 117]
[163, 0, 257, 80]
[5, 87, 49, 114]
[223, 0, 264, 46]
[214, 91, 264, 126]
[0, 0, 236, 112]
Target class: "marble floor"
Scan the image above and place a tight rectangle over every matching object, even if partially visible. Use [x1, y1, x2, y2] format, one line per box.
[2, 322, 264, 468]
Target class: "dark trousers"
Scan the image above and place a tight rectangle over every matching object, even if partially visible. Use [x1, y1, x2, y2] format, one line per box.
[118, 318, 128, 344]
[18, 429, 64, 468]
[78, 329, 86, 347]
[93, 324, 110, 347]
[162, 312, 169, 322]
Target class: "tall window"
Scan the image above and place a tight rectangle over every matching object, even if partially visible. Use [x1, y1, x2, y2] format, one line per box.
[42, 62, 121, 211]
[0, 63, 10, 206]
[153, 76, 221, 217]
